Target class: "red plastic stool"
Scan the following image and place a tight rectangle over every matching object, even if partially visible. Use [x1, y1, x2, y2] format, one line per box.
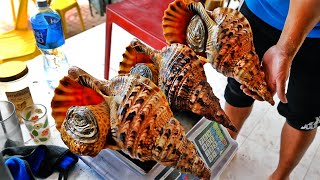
[104, 0, 173, 80]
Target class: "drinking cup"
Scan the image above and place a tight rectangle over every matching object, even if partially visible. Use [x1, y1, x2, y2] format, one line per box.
[21, 104, 51, 144]
[0, 100, 24, 150]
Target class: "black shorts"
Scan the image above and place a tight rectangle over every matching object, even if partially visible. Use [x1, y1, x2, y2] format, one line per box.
[224, 2, 320, 131]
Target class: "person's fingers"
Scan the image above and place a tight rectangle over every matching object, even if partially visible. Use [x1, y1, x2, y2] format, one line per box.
[276, 78, 288, 103]
[269, 83, 277, 96]
[240, 86, 250, 96]
[262, 70, 276, 95]
[252, 95, 264, 101]
[242, 87, 264, 101]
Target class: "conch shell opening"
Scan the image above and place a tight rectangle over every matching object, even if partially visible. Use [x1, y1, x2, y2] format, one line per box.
[51, 75, 105, 130]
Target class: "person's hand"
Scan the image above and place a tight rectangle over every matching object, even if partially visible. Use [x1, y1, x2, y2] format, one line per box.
[241, 45, 293, 103]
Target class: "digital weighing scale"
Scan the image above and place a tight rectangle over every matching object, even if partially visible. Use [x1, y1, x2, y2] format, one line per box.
[80, 112, 238, 180]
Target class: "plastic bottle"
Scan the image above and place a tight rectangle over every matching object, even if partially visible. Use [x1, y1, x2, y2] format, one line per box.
[30, 0, 70, 90]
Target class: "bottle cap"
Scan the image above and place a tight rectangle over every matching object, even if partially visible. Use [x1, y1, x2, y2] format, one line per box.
[0, 61, 29, 82]
[36, 0, 48, 8]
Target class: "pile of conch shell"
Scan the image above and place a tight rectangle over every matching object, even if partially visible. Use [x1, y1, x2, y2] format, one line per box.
[162, 0, 275, 105]
[119, 38, 237, 132]
[51, 66, 211, 179]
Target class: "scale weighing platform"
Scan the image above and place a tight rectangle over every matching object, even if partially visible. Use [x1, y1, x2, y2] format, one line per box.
[80, 112, 238, 180]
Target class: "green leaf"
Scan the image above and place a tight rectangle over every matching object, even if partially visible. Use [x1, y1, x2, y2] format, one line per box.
[26, 111, 31, 121]
[32, 130, 38, 136]
[43, 118, 48, 128]
[39, 138, 48, 142]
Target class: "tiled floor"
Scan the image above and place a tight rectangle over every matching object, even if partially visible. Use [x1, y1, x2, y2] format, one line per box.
[2, 0, 320, 180]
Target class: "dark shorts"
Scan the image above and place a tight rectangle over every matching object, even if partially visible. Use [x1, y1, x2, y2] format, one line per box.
[224, 1, 320, 131]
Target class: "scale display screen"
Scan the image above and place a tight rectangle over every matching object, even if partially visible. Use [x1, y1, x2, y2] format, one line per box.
[154, 121, 233, 180]
[193, 122, 230, 167]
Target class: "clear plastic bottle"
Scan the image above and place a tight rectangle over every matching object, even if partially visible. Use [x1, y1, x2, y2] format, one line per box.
[30, 0, 70, 90]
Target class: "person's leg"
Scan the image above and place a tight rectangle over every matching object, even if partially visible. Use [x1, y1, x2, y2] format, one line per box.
[271, 36, 320, 179]
[225, 102, 253, 139]
[222, 1, 279, 140]
[269, 122, 317, 180]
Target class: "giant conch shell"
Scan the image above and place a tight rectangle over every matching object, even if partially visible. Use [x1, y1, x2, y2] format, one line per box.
[162, 0, 275, 105]
[119, 38, 237, 132]
[51, 66, 211, 179]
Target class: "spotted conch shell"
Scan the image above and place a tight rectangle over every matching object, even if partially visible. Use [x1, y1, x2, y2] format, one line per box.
[119, 38, 236, 132]
[162, 0, 275, 105]
[51, 66, 211, 179]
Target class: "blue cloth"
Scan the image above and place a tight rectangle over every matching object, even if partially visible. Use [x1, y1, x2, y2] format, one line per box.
[59, 156, 76, 170]
[245, 0, 320, 38]
[25, 146, 45, 175]
[2, 145, 78, 180]
[5, 157, 32, 180]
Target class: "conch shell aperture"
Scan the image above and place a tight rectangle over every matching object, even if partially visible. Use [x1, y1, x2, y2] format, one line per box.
[162, 0, 275, 105]
[51, 66, 211, 180]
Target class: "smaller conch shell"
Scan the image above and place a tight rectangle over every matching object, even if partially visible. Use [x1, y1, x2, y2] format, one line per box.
[119, 38, 237, 132]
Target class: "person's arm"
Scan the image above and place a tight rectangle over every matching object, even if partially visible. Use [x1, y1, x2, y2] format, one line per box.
[277, 0, 320, 59]
[242, 0, 320, 103]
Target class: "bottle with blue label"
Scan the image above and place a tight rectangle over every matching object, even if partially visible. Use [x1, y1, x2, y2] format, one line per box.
[30, 0, 70, 90]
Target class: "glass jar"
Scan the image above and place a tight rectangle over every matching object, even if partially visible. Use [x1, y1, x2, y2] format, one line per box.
[0, 61, 34, 123]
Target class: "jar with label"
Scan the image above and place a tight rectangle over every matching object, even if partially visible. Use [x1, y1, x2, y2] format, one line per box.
[0, 61, 34, 123]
